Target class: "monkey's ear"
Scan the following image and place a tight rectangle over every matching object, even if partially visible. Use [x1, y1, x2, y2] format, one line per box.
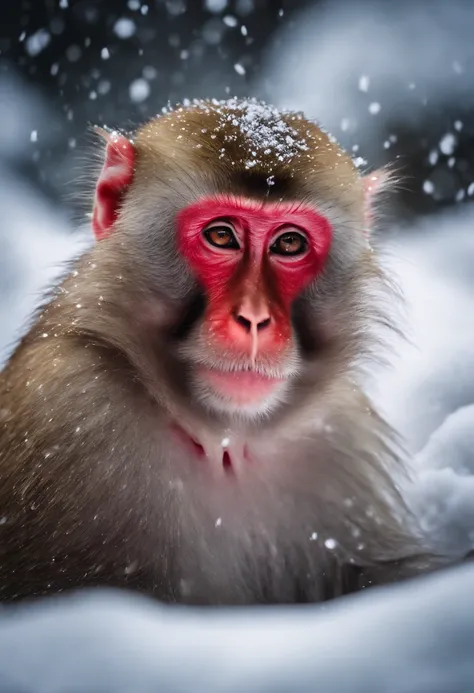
[362, 168, 391, 237]
[92, 127, 135, 241]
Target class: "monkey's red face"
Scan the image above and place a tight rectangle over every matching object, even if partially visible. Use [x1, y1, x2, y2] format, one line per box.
[90, 131, 366, 421]
[176, 195, 332, 416]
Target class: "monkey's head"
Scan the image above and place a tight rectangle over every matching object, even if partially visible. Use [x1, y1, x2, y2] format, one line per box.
[91, 98, 392, 421]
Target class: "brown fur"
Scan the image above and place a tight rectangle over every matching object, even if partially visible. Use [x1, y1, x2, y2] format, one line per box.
[0, 99, 437, 604]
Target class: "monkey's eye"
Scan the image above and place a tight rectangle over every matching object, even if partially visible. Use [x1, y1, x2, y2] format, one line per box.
[270, 230, 308, 257]
[203, 221, 240, 250]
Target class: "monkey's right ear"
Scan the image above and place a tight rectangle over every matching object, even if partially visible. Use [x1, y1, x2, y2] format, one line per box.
[92, 127, 135, 241]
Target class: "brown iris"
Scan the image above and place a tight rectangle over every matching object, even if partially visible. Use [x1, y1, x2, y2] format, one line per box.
[270, 231, 308, 256]
[203, 222, 240, 249]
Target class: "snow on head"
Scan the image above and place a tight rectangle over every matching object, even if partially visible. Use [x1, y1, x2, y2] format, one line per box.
[218, 98, 310, 162]
[163, 97, 317, 171]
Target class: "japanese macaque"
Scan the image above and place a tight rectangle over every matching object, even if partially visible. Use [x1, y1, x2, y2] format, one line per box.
[0, 98, 436, 605]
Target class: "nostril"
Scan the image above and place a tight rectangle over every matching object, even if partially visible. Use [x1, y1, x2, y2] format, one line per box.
[232, 311, 271, 333]
[233, 312, 252, 332]
[257, 317, 271, 331]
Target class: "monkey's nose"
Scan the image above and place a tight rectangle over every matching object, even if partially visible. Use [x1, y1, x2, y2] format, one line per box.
[232, 302, 271, 333]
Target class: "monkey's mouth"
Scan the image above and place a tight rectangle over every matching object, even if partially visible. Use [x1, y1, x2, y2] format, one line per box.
[197, 366, 286, 405]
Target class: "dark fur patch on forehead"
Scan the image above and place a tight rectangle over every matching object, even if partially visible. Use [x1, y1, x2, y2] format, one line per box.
[231, 168, 296, 199]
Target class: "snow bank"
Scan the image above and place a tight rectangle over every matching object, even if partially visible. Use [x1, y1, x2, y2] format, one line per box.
[0, 564, 473, 692]
[366, 209, 474, 558]
[369, 207, 474, 455]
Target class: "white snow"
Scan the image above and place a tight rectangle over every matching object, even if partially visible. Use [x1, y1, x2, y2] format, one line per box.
[410, 405, 474, 556]
[173, 97, 310, 166]
[113, 18, 137, 39]
[1, 568, 474, 692]
[129, 77, 150, 102]
[358, 74, 370, 92]
[223, 15, 238, 27]
[439, 132, 457, 155]
[24, 29, 51, 57]
[205, 0, 228, 13]
[361, 206, 474, 559]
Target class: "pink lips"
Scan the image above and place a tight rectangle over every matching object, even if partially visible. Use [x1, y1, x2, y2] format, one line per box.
[199, 367, 284, 404]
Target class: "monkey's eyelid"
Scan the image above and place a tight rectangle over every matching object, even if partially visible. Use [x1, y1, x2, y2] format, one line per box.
[270, 224, 308, 237]
[203, 218, 235, 230]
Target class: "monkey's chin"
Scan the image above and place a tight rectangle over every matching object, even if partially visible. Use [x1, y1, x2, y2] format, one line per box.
[195, 367, 288, 418]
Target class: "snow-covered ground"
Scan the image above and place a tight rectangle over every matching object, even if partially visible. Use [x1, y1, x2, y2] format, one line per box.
[0, 563, 474, 693]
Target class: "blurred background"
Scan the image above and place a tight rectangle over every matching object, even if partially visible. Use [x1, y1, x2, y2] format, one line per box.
[1, 0, 474, 460]
[2, 0, 474, 216]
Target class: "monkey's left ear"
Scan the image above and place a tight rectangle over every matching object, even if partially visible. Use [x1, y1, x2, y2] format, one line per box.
[362, 168, 391, 238]
[92, 127, 135, 241]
